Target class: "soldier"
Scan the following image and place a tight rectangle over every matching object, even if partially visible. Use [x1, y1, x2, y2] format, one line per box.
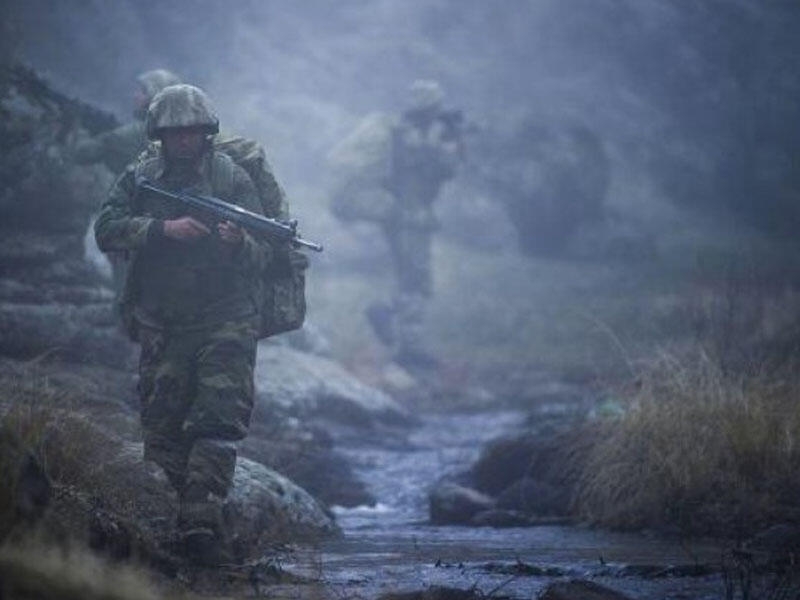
[94, 84, 270, 565]
[74, 69, 181, 175]
[330, 80, 463, 370]
[76, 69, 181, 302]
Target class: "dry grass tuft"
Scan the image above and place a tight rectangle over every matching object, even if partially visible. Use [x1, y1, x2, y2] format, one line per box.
[0, 539, 165, 600]
[577, 352, 800, 537]
[0, 364, 122, 539]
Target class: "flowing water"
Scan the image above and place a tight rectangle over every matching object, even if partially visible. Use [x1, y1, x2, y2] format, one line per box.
[285, 410, 728, 599]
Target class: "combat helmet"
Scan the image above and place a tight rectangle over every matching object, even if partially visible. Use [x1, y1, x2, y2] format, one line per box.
[408, 79, 444, 112]
[146, 84, 220, 140]
[137, 69, 181, 103]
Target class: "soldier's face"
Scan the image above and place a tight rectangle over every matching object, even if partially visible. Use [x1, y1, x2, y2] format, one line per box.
[161, 127, 207, 163]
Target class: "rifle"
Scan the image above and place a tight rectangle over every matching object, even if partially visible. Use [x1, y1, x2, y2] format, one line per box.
[136, 178, 323, 252]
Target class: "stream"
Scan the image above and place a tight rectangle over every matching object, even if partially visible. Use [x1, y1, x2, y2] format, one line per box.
[280, 410, 729, 599]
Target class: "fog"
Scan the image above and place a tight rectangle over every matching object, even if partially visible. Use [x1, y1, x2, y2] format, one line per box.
[2, 0, 798, 380]
[3, 1, 800, 596]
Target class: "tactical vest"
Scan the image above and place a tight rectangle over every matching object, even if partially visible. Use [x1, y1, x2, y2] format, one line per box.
[119, 149, 306, 341]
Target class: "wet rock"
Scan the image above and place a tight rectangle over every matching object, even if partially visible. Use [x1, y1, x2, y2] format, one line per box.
[466, 423, 602, 524]
[496, 477, 568, 517]
[74, 441, 340, 562]
[380, 586, 489, 600]
[469, 433, 541, 495]
[594, 563, 718, 578]
[483, 560, 571, 577]
[228, 456, 341, 550]
[497, 477, 570, 516]
[429, 482, 495, 525]
[241, 421, 375, 508]
[255, 344, 414, 434]
[538, 579, 632, 600]
[470, 509, 533, 528]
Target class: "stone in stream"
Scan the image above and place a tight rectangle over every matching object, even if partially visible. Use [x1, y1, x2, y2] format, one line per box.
[538, 579, 633, 600]
[496, 477, 568, 517]
[429, 481, 495, 525]
[379, 586, 489, 600]
[470, 508, 534, 527]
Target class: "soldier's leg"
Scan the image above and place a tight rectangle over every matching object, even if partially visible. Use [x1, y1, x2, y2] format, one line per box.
[178, 320, 257, 564]
[137, 327, 194, 492]
[392, 291, 437, 369]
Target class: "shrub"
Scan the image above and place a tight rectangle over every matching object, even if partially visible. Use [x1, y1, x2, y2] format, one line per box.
[576, 352, 800, 537]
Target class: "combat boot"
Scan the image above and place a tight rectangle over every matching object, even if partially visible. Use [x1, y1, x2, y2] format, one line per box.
[178, 483, 231, 567]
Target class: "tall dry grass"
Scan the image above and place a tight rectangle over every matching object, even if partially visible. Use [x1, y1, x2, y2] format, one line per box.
[0, 364, 122, 539]
[576, 352, 800, 537]
[0, 540, 164, 600]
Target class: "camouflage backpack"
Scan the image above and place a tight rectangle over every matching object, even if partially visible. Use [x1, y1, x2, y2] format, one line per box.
[213, 133, 307, 339]
[124, 135, 307, 340]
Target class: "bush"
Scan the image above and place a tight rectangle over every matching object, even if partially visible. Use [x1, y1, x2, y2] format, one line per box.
[576, 352, 800, 537]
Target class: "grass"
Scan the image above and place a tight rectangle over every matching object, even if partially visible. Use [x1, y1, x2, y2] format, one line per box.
[0, 539, 164, 600]
[576, 351, 800, 537]
[0, 361, 123, 539]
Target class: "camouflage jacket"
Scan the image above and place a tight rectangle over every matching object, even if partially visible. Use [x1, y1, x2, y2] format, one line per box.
[94, 148, 270, 334]
[74, 120, 148, 175]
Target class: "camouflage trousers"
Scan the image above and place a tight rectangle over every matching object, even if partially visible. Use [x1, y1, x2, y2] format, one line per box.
[137, 318, 258, 507]
[367, 292, 436, 369]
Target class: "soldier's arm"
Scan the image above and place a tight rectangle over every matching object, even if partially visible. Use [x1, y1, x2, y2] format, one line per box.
[94, 167, 163, 252]
[72, 131, 110, 165]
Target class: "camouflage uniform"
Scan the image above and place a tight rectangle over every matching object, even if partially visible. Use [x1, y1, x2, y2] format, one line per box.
[94, 85, 269, 562]
[74, 69, 181, 175]
[76, 70, 181, 304]
[331, 81, 462, 368]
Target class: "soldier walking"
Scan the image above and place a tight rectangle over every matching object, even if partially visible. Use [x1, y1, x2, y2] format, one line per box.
[330, 80, 464, 370]
[94, 84, 271, 565]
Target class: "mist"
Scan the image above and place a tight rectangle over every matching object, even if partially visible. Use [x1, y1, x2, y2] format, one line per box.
[2, 1, 800, 598]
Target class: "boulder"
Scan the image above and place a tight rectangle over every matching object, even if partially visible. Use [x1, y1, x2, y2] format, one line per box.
[240, 422, 375, 508]
[228, 456, 341, 547]
[470, 509, 532, 528]
[538, 580, 632, 600]
[254, 344, 413, 433]
[496, 477, 569, 517]
[469, 433, 541, 495]
[76, 441, 340, 562]
[429, 482, 495, 525]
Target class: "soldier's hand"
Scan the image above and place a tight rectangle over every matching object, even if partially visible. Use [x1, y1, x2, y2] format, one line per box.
[163, 217, 210, 241]
[217, 220, 244, 245]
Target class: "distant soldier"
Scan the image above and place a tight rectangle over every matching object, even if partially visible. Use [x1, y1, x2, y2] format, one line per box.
[94, 85, 272, 565]
[74, 69, 181, 175]
[329, 80, 464, 370]
[76, 69, 181, 301]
